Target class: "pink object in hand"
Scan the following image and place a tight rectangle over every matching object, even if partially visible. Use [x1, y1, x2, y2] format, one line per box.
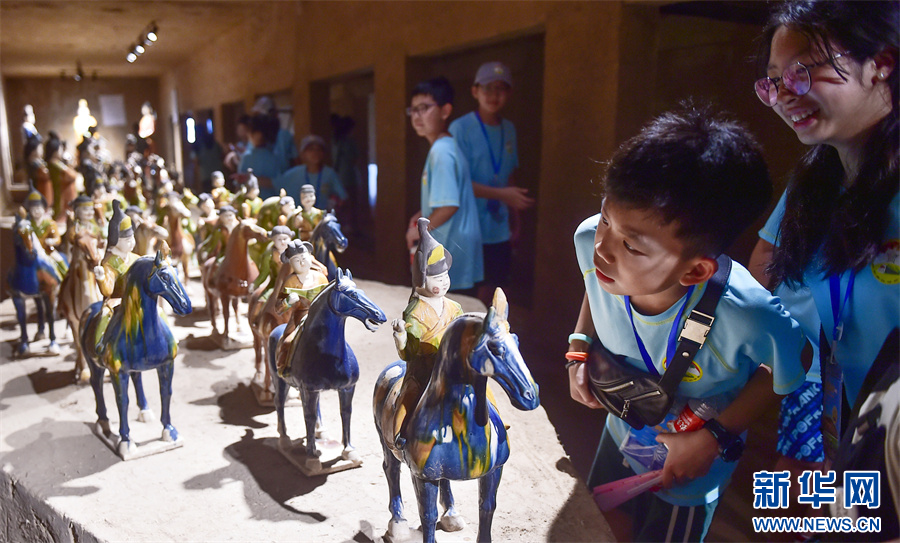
[592, 469, 663, 511]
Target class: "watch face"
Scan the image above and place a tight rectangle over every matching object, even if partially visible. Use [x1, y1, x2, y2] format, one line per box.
[721, 438, 744, 462]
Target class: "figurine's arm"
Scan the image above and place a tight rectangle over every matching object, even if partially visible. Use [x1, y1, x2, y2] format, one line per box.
[94, 261, 117, 298]
[392, 318, 410, 355]
[44, 221, 62, 248]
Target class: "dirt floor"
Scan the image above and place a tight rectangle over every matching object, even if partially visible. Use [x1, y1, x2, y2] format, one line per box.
[0, 274, 614, 542]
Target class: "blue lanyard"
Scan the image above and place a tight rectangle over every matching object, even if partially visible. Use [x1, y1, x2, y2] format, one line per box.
[305, 168, 322, 190]
[829, 272, 855, 342]
[624, 285, 696, 377]
[474, 111, 504, 177]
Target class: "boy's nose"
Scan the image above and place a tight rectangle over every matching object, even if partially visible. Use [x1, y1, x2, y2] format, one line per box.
[594, 239, 614, 264]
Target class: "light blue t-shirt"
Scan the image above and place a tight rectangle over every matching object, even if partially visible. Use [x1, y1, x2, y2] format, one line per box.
[760, 191, 823, 382]
[448, 112, 518, 244]
[273, 128, 297, 171]
[422, 136, 483, 290]
[277, 165, 345, 209]
[239, 146, 284, 200]
[770, 192, 899, 407]
[575, 214, 806, 506]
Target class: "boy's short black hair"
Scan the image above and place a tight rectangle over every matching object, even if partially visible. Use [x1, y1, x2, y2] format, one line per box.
[603, 102, 771, 257]
[411, 76, 454, 106]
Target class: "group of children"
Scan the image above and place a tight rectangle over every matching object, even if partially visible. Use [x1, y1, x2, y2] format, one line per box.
[402, 1, 897, 541]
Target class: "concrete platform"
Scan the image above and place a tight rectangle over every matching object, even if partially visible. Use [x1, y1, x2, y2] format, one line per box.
[0, 276, 613, 542]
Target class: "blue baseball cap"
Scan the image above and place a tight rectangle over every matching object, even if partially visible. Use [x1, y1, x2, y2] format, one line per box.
[474, 61, 513, 88]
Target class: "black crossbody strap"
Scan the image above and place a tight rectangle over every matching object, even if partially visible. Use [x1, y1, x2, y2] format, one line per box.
[657, 254, 732, 393]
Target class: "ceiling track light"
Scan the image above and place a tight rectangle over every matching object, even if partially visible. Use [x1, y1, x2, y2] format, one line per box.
[125, 21, 158, 63]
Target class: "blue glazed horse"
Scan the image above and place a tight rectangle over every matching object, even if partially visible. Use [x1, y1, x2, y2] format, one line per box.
[7, 211, 62, 356]
[80, 252, 192, 457]
[373, 289, 540, 543]
[310, 211, 348, 280]
[268, 268, 386, 471]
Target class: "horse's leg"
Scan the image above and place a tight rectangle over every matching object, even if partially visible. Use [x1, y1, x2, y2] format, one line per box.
[12, 296, 29, 356]
[438, 479, 466, 532]
[42, 293, 59, 354]
[206, 286, 219, 335]
[300, 387, 322, 459]
[476, 467, 504, 543]
[88, 360, 110, 436]
[158, 361, 179, 443]
[338, 385, 360, 463]
[268, 325, 290, 449]
[232, 297, 241, 333]
[221, 294, 231, 339]
[72, 324, 90, 384]
[33, 295, 46, 341]
[110, 370, 136, 457]
[411, 477, 440, 543]
[381, 437, 408, 540]
[132, 373, 154, 422]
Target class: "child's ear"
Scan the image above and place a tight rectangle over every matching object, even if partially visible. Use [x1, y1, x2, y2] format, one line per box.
[471, 85, 480, 100]
[440, 103, 453, 121]
[680, 256, 717, 286]
[871, 49, 896, 85]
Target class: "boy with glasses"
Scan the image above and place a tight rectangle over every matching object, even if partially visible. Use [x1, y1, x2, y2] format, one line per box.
[404, 77, 483, 293]
[449, 61, 534, 305]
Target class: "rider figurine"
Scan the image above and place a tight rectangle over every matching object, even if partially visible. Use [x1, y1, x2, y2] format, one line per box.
[198, 205, 239, 265]
[390, 217, 463, 440]
[290, 184, 324, 241]
[234, 173, 264, 218]
[24, 183, 68, 277]
[272, 240, 330, 375]
[210, 171, 232, 209]
[258, 190, 295, 232]
[67, 194, 105, 248]
[93, 200, 140, 301]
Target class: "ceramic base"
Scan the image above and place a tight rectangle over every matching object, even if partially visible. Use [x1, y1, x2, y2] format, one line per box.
[91, 422, 184, 461]
[269, 436, 362, 476]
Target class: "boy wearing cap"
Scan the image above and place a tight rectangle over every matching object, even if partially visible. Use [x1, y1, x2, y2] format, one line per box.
[449, 61, 534, 304]
[405, 77, 483, 292]
[278, 135, 346, 209]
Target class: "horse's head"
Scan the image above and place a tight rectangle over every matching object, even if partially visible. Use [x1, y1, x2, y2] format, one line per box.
[313, 212, 348, 254]
[239, 221, 269, 244]
[468, 289, 540, 422]
[72, 228, 101, 267]
[167, 195, 191, 219]
[13, 211, 35, 257]
[146, 251, 192, 315]
[328, 268, 386, 331]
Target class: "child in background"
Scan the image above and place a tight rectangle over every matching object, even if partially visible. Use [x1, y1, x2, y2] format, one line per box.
[239, 114, 284, 199]
[405, 77, 483, 293]
[278, 135, 345, 210]
[449, 61, 534, 304]
[567, 105, 807, 542]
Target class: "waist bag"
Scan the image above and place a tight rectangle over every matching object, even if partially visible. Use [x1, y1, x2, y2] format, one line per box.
[587, 255, 731, 430]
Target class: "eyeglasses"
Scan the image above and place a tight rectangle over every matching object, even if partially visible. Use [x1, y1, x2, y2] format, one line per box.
[754, 54, 843, 106]
[406, 103, 437, 117]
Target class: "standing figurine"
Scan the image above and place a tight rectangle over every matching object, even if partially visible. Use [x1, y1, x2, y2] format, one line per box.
[24, 184, 68, 277]
[45, 132, 78, 222]
[22, 104, 39, 142]
[290, 184, 325, 241]
[25, 135, 53, 210]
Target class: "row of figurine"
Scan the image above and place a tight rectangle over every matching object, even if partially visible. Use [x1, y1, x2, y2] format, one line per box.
[9, 170, 541, 541]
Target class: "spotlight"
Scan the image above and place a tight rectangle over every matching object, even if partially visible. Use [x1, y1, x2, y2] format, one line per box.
[135, 44, 145, 54]
[127, 52, 137, 63]
[147, 22, 158, 42]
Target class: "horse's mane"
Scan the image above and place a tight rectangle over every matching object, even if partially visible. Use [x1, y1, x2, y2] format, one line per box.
[306, 277, 336, 318]
[123, 257, 155, 295]
[433, 312, 485, 378]
[310, 211, 336, 242]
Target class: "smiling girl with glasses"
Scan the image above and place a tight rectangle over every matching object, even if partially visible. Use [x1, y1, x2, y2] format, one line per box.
[748, 1, 898, 537]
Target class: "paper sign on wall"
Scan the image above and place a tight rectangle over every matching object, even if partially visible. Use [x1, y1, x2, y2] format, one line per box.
[98, 94, 126, 126]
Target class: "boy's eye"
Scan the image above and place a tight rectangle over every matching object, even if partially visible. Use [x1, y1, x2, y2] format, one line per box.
[623, 240, 640, 254]
[600, 216, 609, 226]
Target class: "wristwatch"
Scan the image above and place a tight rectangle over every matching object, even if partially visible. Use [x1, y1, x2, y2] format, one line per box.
[703, 419, 744, 462]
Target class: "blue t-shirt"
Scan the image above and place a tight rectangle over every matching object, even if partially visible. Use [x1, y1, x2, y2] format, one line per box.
[421, 137, 483, 290]
[760, 191, 823, 382]
[448, 112, 519, 244]
[575, 214, 806, 506]
[239, 146, 284, 200]
[273, 128, 297, 171]
[763, 191, 899, 407]
[277, 165, 345, 209]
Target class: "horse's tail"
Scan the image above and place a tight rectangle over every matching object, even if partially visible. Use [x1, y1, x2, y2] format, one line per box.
[372, 360, 407, 449]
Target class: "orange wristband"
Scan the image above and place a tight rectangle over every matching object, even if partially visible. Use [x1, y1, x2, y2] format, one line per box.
[565, 351, 588, 362]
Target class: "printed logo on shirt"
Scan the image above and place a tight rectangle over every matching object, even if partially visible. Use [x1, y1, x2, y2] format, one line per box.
[662, 358, 703, 382]
[870, 239, 899, 285]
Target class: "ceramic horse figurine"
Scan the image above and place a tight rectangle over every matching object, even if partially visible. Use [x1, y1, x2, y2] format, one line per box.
[161, 193, 195, 282]
[373, 289, 540, 543]
[7, 210, 63, 356]
[267, 268, 386, 472]
[201, 219, 269, 341]
[80, 251, 192, 457]
[57, 227, 102, 383]
[309, 211, 348, 280]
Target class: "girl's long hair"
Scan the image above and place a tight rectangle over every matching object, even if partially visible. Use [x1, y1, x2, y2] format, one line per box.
[758, 1, 899, 286]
